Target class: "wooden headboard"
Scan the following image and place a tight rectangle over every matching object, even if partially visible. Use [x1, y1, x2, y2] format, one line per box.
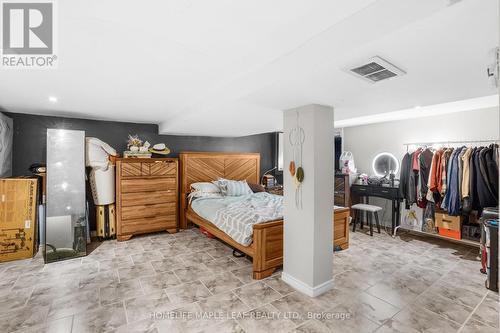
[179, 151, 260, 228]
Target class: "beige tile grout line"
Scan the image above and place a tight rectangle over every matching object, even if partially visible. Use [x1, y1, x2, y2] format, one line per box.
[365, 245, 475, 329]
[456, 291, 489, 333]
[121, 300, 130, 326]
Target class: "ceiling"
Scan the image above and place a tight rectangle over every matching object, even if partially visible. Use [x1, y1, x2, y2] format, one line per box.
[0, 0, 498, 136]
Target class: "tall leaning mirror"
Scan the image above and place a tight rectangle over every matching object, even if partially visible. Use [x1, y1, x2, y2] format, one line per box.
[45, 129, 87, 263]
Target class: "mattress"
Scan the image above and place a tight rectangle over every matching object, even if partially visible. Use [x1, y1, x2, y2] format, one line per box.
[190, 192, 283, 246]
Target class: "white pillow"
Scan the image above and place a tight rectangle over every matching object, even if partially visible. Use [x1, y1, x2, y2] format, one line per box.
[188, 190, 223, 204]
[190, 182, 221, 193]
[216, 178, 252, 196]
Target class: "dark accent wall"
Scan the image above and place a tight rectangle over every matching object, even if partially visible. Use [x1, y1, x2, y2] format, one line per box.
[3, 111, 278, 233]
[4, 112, 278, 177]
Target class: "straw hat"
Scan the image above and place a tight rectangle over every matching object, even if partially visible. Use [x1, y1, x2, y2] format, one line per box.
[149, 143, 171, 155]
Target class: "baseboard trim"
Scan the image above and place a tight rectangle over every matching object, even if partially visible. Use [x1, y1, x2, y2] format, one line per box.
[281, 272, 333, 297]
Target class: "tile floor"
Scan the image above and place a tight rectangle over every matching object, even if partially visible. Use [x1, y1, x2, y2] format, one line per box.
[0, 227, 498, 333]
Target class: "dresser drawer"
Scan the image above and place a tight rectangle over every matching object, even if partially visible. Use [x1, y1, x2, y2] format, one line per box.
[351, 185, 370, 195]
[121, 161, 177, 178]
[121, 177, 176, 193]
[334, 193, 345, 207]
[121, 202, 176, 220]
[143, 161, 177, 177]
[370, 186, 398, 198]
[121, 190, 176, 206]
[121, 162, 143, 178]
[334, 221, 347, 240]
[121, 216, 177, 234]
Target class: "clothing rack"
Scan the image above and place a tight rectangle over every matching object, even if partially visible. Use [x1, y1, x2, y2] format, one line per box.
[394, 139, 499, 245]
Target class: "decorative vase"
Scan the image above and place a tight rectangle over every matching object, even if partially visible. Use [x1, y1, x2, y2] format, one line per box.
[130, 146, 139, 152]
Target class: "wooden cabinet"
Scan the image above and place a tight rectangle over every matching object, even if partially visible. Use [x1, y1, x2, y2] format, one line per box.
[334, 207, 350, 250]
[334, 174, 350, 207]
[116, 158, 178, 241]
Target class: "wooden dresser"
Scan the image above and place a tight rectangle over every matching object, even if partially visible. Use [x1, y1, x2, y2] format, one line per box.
[116, 158, 178, 241]
[333, 206, 350, 250]
[334, 173, 350, 207]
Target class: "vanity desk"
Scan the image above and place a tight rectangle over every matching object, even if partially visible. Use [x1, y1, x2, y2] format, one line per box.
[350, 183, 402, 234]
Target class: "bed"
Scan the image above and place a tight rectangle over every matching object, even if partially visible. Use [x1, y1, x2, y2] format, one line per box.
[179, 152, 283, 279]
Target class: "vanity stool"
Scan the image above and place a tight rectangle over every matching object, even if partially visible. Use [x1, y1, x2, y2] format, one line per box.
[351, 204, 382, 236]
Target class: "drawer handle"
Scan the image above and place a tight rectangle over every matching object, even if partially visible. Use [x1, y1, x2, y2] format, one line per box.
[144, 215, 157, 219]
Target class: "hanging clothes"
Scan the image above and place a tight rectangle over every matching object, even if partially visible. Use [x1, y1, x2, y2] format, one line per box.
[426, 150, 437, 202]
[457, 147, 467, 204]
[399, 152, 414, 209]
[461, 147, 473, 199]
[477, 146, 498, 208]
[442, 148, 460, 211]
[399, 150, 419, 208]
[479, 147, 495, 197]
[470, 147, 480, 211]
[447, 146, 465, 216]
[412, 148, 423, 171]
[461, 147, 473, 213]
[440, 148, 454, 196]
[485, 144, 499, 196]
[494, 144, 499, 168]
[427, 149, 444, 204]
[401, 143, 498, 220]
[418, 148, 433, 203]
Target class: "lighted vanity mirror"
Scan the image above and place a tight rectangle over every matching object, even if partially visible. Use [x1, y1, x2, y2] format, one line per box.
[372, 152, 399, 177]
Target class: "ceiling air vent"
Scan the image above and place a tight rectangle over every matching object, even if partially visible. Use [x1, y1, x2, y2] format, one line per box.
[348, 56, 406, 83]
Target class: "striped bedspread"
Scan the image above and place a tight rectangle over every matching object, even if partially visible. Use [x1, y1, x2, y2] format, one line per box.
[213, 192, 283, 246]
[207, 192, 283, 246]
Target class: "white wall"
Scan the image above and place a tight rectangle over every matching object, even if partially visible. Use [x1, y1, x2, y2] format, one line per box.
[342, 107, 499, 224]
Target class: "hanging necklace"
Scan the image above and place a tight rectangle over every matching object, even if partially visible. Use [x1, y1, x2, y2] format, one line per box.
[288, 111, 305, 209]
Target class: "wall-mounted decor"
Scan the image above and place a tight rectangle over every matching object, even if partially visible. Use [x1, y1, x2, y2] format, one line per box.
[0, 112, 13, 177]
[288, 111, 305, 209]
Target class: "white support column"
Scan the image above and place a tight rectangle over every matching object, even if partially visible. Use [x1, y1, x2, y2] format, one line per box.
[281, 104, 334, 297]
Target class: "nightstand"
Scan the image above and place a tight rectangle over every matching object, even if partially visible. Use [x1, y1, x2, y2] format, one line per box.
[265, 185, 283, 196]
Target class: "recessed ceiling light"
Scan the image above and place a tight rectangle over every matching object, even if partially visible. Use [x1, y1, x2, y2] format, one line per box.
[48, 96, 58, 103]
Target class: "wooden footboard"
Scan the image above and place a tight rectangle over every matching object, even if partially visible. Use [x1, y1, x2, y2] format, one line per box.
[185, 208, 283, 280]
[252, 220, 283, 279]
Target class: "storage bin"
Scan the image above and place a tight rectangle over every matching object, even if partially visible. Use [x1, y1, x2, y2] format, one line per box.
[438, 227, 461, 240]
[462, 224, 481, 242]
[435, 212, 462, 231]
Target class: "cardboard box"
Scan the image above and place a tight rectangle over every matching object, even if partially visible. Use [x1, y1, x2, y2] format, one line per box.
[435, 212, 462, 240]
[435, 212, 462, 231]
[0, 178, 39, 262]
